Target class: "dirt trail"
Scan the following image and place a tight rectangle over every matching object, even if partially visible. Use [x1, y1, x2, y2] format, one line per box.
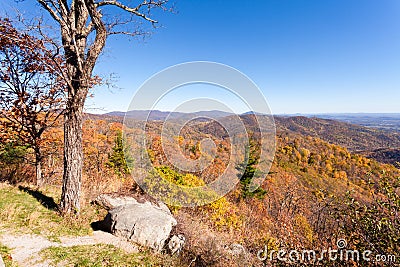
[0, 231, 138, 267]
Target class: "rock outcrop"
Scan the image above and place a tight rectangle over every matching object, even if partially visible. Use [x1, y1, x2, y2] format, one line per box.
[95, 194, 177, 251]
[94, 193, 170, 214]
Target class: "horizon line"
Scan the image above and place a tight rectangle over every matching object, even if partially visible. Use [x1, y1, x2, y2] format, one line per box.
[95, 110, 400, 116]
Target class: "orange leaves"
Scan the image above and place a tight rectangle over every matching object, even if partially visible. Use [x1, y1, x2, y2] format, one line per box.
[0, 18, 66, 91]
[0, 18, 67, 186]
[109, 122, 123, 132]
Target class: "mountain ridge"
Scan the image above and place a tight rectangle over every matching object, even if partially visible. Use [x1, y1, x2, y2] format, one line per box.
[96, 111, 400, 166]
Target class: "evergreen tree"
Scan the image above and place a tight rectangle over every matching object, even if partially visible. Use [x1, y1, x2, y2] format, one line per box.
[106, 131, 133, 177]
[236, 138, 267, 199]
[0, 142, 28, 182]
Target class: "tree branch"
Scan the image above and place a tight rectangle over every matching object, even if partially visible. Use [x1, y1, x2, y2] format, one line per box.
[83, 0, 107, 85]
[37, 0, 64, 26]
[96, 0, 158, 24]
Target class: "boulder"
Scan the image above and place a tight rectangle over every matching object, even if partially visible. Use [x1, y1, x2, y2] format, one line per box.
[226, 243, 246, 256]
[94, 193, 170, 214]
[168, 234, 185, 255]
[101, 202, 177, 251]
[94, 194, 139, 210]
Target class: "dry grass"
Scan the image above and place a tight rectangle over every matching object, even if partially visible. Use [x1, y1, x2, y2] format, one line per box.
[0, 243, 18, 267]
[40, 244, 179, 267]
[0, 182, 107, 241]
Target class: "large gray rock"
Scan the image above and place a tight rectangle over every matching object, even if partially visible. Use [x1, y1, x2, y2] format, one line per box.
[102, 202, 177, 251]
[94, 193, 171, 214]
[94, 194, 140, 210]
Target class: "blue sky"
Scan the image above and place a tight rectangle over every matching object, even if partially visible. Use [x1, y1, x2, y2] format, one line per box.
[1, 0, 400, 114]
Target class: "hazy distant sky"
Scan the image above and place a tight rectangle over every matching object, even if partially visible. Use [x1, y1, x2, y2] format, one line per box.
[1, 0, 400, 114]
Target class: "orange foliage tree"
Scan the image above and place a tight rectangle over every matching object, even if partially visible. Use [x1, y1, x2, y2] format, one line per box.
[0, 18, 65, 186]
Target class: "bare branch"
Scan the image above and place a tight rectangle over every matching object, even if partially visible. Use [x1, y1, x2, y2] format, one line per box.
[81, 21, 94, 37]
[107, 30, 144, 37]
[57, 0, 70, 16]
[37, 0, 64, 26]
[83, 0, 107, 79]
[96, 0, 158, 24]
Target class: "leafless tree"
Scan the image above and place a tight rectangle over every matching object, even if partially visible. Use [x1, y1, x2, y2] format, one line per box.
[35, 0, 171, 213]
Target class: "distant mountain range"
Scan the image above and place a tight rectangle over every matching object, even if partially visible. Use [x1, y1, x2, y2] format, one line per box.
[98, 110, 400, 166]
[105, 110, 234, 121]
[104, 110, 400, 131]
[274, 116, 400, 152]
[283, 113, 400, 131]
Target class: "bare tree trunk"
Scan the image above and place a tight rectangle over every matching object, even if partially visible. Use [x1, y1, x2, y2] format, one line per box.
[60, 105, 83, 213]
[36, 160, 42, 187]
[36, 0, 167, 215]
[35, 149, 43, 187]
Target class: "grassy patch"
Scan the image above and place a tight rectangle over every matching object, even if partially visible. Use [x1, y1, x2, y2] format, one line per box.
[0, 243, 18, 267]
[0, 183, 106, 241]
[40, 244, 178, 267]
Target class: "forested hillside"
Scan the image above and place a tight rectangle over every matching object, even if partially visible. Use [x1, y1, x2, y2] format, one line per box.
[1, 113, 399, 266]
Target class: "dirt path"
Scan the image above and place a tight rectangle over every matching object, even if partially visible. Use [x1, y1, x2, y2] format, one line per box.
[0, 231, 138, 267]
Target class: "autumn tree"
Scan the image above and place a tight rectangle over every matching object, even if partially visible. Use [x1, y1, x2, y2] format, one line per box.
[0, 18, 65, 186]
[340, 174, 400, 258]
[34, 0, 171, 213]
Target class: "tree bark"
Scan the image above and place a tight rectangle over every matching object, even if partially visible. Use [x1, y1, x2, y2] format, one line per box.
[36, 0, 166, 215]
[57, 1, 105, 214]
[35, 151, 43, 187]
[60, 104, 84, 213]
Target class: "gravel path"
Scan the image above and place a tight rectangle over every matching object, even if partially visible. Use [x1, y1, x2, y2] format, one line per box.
[0, 231, 138, 267]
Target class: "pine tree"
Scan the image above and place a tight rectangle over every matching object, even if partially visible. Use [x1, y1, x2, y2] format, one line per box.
[236, 138, 267, 199]
[106, 130, 133, 177]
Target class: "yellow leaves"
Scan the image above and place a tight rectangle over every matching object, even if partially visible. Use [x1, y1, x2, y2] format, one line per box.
[300, 148, 311, 159]
[325, 160, 333, 173]
[333, 170, 348, 180]
[207, 197, 243, 231]
[173, 135, 184, 146]
[182, 173, 205, 187]
[293, 214, 314, 245]
[293, 149, 302, 163]
[313, 189, 325, 200]
[281, 145, 293, 155]
[146, 149, 155, 163]
[155, 166, 205, 187]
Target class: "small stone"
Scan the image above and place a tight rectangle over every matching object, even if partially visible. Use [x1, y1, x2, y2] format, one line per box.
[226, 243, 245, 256]
[168, 234, 185, 255]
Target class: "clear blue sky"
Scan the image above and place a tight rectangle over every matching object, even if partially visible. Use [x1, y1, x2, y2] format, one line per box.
[1, 0, 400, 114]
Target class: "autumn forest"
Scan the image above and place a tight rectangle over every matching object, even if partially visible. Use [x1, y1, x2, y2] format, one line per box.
[0, 1, 400, 266]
